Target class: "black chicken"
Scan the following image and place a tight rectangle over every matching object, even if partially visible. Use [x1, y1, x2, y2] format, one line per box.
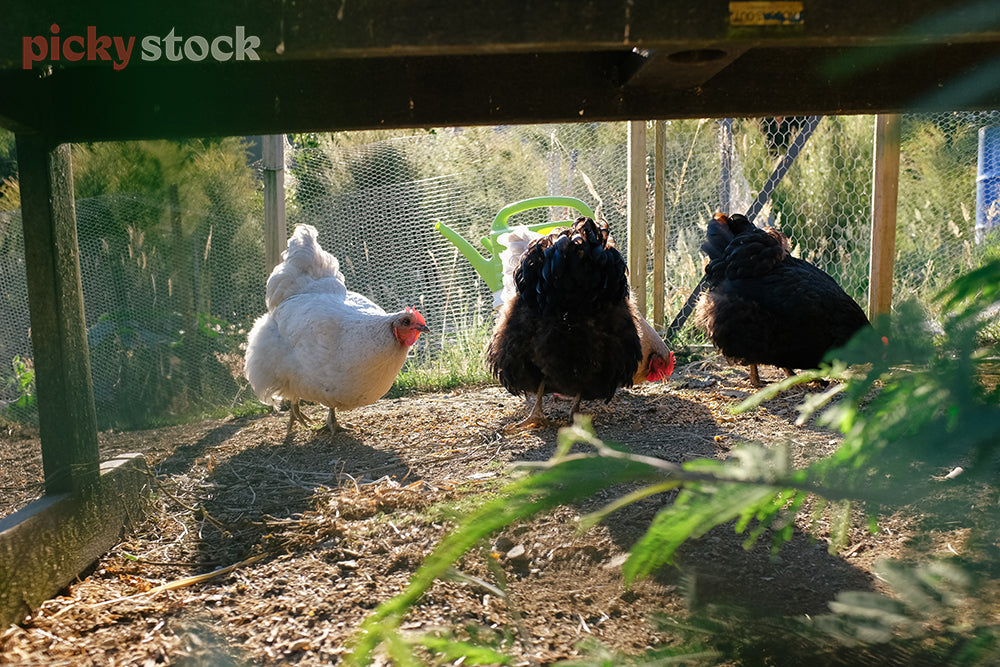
[486, 217, 643, 429]
[693, 212, 870, 386]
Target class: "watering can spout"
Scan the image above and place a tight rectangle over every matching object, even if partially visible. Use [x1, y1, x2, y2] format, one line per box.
[434, 197, 597, 298]
[434, 221, 504, 292]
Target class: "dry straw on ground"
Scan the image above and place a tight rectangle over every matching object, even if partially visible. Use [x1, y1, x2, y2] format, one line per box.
[1, 360, 927, 665]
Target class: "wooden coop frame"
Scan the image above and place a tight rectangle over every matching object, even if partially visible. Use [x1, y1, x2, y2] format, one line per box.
[2, 0, 999, 628]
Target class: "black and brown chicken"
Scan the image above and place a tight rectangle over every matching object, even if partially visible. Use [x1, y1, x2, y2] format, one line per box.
[497, 223, 675, 387]
[693, 212, 870, 386]
[486, 217, 648, 429]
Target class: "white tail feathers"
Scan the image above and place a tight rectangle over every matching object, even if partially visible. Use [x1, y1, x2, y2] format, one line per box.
[265, 224, 347, 310]
[497, 226, 544, 307]
[243, 315, 283, 407]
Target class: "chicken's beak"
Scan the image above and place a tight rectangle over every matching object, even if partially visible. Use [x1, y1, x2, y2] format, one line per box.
[416, 323, 430, 333]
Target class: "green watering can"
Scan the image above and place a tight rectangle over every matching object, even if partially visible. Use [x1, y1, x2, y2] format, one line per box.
[434, 196, 596, 296]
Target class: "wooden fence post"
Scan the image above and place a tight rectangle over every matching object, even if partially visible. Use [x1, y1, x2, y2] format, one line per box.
[869, 114, 901, 319]
[1, 134, 150, 629]
[628, 121, 647, 315]
[719, 118, 733, 214]
[653, 121, 667, 327]
[263, 135, 287, 274]
[15, 134, 99, 494]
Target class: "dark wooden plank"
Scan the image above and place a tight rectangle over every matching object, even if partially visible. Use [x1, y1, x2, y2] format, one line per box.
[0, 0, 990, 66]
[0, 454, 150, 628]
[1, 1, 999, 140]
[2, 37, 999, 143]
[16, 134, 100, 494]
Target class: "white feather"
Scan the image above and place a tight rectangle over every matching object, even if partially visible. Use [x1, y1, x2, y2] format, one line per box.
[497, 226, 544, 307]
[265, 224, 347, 310]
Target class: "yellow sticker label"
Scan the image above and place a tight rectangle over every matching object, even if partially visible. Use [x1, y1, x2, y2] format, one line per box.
[729, 1, 804, 26]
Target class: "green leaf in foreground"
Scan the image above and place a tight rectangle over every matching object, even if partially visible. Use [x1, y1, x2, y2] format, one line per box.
[347, 417, 667, 664]
[348, 421, 836, 664]
[416, 635, 512, 665]
[347, 260, 1000, 665]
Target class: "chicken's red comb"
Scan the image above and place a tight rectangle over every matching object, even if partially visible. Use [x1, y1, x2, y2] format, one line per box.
[405, 307, 427, 325]
[647, 351, 676, 382]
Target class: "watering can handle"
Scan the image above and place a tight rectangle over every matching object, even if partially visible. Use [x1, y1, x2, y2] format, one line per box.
[491, 196, 595, 232]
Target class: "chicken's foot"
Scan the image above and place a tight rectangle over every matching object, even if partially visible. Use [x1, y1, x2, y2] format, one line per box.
[320, 407, 350, 436]
[504, 383, 551, 432]
[287, 400, 316, 432]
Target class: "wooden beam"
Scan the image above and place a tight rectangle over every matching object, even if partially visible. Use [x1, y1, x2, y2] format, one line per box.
[16, 134, 100, 494]
[628, 121, 647, 315]
[652, 121, 666, 327]
[4, 40, 1000, 143]
[868, 114, 901, 319]
[263, 135, 287, 274]
[0, 454, 150, 627]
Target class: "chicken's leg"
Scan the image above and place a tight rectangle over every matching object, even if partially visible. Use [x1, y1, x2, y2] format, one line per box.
[568, 394, 582, 417]
[504, 382, 551, 432]
[288, 399, 316, 432]
[748, 364, 762, 388]
[323, 407, 349, 435]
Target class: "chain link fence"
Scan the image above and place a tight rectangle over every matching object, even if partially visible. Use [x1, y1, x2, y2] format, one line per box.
[1, 111, 999, 431]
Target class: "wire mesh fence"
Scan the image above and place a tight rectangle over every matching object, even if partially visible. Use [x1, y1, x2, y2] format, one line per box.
[1, 111, 999, 431]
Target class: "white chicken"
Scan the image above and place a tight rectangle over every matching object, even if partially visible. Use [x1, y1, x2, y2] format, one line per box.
[244, 224, 429, 433]
[498, 225, 674, 386]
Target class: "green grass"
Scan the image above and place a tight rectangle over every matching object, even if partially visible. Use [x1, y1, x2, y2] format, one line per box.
[391, 322, 495, 396]
[423, 476, 511, 522]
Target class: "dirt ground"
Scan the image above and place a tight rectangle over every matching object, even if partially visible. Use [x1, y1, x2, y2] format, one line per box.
[0, 359, 926, 665]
